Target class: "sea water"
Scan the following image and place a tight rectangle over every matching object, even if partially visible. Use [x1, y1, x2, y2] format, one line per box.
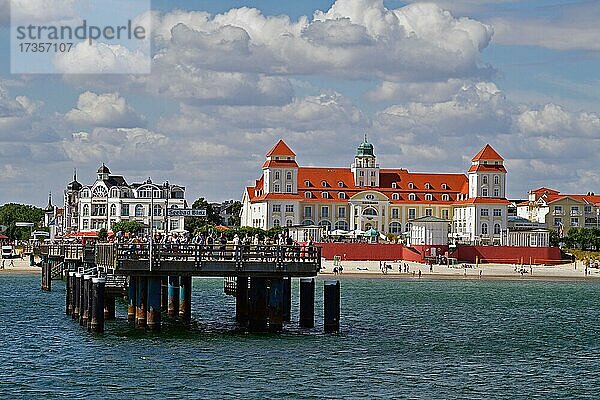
[1, 275, 599, 399]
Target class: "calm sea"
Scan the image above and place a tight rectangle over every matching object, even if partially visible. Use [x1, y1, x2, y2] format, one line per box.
[1, 275, 599, 399]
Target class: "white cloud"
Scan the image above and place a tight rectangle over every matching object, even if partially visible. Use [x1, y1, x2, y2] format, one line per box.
[64, 91, 144, 129]
[6, 0, 79, 25]
[517, 104, 600, 138]
[54, 42, 150, 74]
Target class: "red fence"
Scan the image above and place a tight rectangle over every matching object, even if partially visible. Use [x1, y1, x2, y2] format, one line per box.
[449, 246, 563, 265]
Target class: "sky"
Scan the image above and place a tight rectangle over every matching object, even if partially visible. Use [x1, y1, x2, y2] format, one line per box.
[0, 0, 599, 207]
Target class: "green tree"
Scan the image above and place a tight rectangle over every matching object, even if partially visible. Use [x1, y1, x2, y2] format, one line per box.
[0, 203, 44, 240]
[228, 201, 242, 227]
[549, 229, 560, 247]
[111, 221, 144, 234]
[97, 228, 108, 242]
[185, 197, 220, 234]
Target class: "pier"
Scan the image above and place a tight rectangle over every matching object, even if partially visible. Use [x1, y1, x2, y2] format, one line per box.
[38, 243, 340, 334]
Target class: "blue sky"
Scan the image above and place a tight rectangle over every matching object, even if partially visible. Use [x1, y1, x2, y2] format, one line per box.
[0, 0, 598, 206]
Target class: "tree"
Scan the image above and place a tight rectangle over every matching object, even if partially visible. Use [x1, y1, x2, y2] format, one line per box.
[228, 201, 242, 227]
[0, 203, 44, 240]
[111, 221, 144, 234]
[97, 228, 108, 242]
[185, 197, 220, 234]
[549, 229, 560, 247]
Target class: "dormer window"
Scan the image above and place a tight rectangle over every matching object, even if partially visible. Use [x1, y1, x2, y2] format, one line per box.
[442, 194, 450, 201]
[304, 180, 310, 186]
[392, 193, 399, 200]
[321, 180, 327, 187]
[305, 192, 312, 199]
[441, 183, 448, 190]
[483, 160, 488, 165]
[425, 194, 433, 201]
[338, 181, 344, 188]
[409, 193, 416, 201]
[275, 156, 280, 160]
[425, 183, 431, 190]
[408, 182, 415, 189]
[322, 192, 328, 199]
[339, 192, 346, 199]
[391, 182, 397, 189]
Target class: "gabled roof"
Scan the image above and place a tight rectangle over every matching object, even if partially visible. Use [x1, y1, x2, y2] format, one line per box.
[266, 140, 295, 157]
[471, 144, 503, 161]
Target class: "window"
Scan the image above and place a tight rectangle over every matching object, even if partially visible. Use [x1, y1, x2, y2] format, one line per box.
[81, 189, 90, 198]
[481, 208, 489, 216]
[585, 205, 592, 214]
[363, 208, 377, 216]
[338, 207, 346, 218]
[494, 175, 500, 185]
[92, 186, 107, 197]
[391, 182, 397, 189]
[370, 171, 376, 176]
[493, 188, 500, 197]
[274, 184, 280, 193]
[321, 206, 329, 218]
[92, 204, 106, 216]
[322, 192, 328, 199]
[392, 193, 399, 200]
[442, 194, 450, 201]
[482, 188, 488, 197]
[286, 219, 293, 227]
[425, 194, 433, 201]
[305, 192, 312, 199]
[425, 183, 431, 189]
[408, 182, 415, 189]
[286, 171, 292, 180]
[408, 208, 416, 220]
[285, 205, 294, 213]
[82, 219, 89, 230]
[302, 219, 314, 226]
[286, 184, 292, 193]
[273, 205, 281, 212]
[392, 208, 399, 219]
[83, 204, 90, 216]
[135, 204, 144, 217]
[359, 171, 364, 177]
[338, 181, 344, 188]
[554, 217, 562, 227]
[273, 219, 280, 227]
[494, 223, 501, 235]
[389, 222, 401, 234]
[304, 180, 310, 186]
[339, 192, 346, 199]
[482, 176, 488, 185]
[409, 193, 416, 201]
[335, 220, 349, 231]
[441, 183, 448, 190]
[493, 209, 502, 217]
[321, 180, 327, 187]
[153, 204, 162, 216]
[571, 217, 579, 227]
[571, 206, 580, 215]
[110, 204, 117, 216]
[359, 180, 363, 186]
[319, 220, 332, 230]
[170, 219, 179, 230]
[554, 206, 563, 215]
[425, 208, 432, 217]
[304, 206, 312, 217]
[274, 171, 280, 180]
[441, 209, 449, 220]
[121, 204, 129, 217]
[481, 223, 488, 235]
[110, 188, 119, 198]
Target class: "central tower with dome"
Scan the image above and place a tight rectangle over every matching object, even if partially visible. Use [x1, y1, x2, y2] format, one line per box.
[351, 135, 379, 187]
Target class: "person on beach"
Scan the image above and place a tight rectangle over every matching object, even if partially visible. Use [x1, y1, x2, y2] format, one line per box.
[418, 270, 421, 278]
[479, 270, 482, 279]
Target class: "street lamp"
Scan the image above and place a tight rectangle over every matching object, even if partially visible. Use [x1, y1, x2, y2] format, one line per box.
[149, 183, 154, 272]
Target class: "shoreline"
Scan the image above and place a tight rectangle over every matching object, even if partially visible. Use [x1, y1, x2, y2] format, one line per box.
[0, 258, 40, 275]
[318, 271, 600, 282]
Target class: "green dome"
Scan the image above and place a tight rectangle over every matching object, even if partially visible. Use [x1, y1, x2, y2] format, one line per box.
[356, 138, 374, 156]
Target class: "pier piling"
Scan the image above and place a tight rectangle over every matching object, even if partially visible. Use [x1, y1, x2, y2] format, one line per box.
[127, 277, 136, 322]
[104, 296, 116, 320]
[81, 274, 91, 327]
[235, 276, 249, 326]
[90, 277, 106, 333]
[73, 273, 82, 321]
[160, 277, 168, 312]
[179, 276, 192, 322]
[268, 278, 284, 332]
[324, 280, 340, 333]
[248, 277, 268, 332]
[282, 276, 291, 322]
[167, 276, 180, 318]
[147, 276, 162, 332]
[299, 278, 315, 329]
[135, 276, 148, 328]
[66, 271, 74, 315]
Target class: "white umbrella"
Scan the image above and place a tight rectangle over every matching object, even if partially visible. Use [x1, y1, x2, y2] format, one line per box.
[330, 229, 349, 236]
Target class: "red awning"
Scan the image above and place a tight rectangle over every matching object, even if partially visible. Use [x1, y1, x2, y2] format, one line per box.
[65, 231, 98, 238]
[0, 234, 8, 239]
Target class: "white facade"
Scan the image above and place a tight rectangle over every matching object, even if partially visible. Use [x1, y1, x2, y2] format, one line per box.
[409, 217, 449, 246]
[65, 164, 187, 234]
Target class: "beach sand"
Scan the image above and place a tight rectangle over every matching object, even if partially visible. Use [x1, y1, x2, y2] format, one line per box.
[320, 259, 600, 281]
[0, 257, 40, 275]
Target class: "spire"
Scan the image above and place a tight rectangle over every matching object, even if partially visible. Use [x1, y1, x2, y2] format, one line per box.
[45, 192, 54, 211]
[364, 132, 368, 142]
[73, 168, 77, 182]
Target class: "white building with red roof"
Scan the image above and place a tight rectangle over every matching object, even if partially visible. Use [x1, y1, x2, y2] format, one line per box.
[241, 139, 510, 244]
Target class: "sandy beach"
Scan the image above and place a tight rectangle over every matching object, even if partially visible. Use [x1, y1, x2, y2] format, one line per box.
[320, 259, 600, 281]
[0, 258, 40, 275]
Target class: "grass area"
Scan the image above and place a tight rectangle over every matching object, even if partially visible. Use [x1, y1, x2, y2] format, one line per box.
[565, 248, 600, 261]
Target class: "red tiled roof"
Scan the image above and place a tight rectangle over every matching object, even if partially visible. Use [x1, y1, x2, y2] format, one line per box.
[531, 187, 559, 195]
[468, 164, 507, 173]
[471, 144, 504, 161]
[262, 159, 299, 168]
[454, 197, 511, 205]
[266, 140, 295, 157]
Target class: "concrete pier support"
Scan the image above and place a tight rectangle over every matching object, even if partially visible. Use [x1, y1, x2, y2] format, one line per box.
[324, 280, 340, 333]
[160, 277, 168, 312]
[66, 272, 74, 315]
[299, 278, 315, 328]
[41, 262, 51, 291]
[104, 296, 116, 320]
[248, 277, 268, 332]
[268, 278, 284, 332]
[179, 276, 192, 322]
[81, 274, 92, 327]
[147, 276, 162, 332]
[135, 276, 147, 328]
[282, 277, 292, 322]
[73, 273, 82, 321]
[127, 277, 136, 322]
[168, 276, 180, 318]
[235, 276, 249, 326]
[90, 277, 106, 333]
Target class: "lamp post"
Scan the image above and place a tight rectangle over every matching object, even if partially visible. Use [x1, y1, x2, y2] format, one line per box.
[149, 184, 154, 272]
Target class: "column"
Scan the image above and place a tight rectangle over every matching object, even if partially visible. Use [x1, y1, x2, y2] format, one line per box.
[299, 278, 315, 328]
[81, 274, 92, 327]
[268, 278, 284, 332]
[90, 277, 106, 333]
[248, 277, 268, 332]
[179, 276, 192, 322]
[147, 276, 162, 332]
[282, 276, 292, 322]
[73, 272, 81, 321]
[127, 276, 136, 322]
[135, 276, 147, 328]
[235, 276, 249, 326]
[168, 276, 180, 318]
